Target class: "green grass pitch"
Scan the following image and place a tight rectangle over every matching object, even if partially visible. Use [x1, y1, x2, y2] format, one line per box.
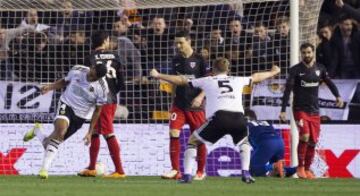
[0, 176, 359, 196]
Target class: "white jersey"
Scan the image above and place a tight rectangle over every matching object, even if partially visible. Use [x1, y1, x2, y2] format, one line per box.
[190, 74, 251, 119]
[60, 65, 108, 119]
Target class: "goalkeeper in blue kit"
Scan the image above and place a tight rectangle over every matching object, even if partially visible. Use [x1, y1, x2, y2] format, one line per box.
[245, 110, 296, 177]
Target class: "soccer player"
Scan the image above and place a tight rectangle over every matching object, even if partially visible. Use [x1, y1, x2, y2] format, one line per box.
[161, 31, 208, 180]
[245, 109, 296, 178]
[279, 43, 344, 179]
[78, 31, 126, 178]
[23, 62, 109, 179]
[150, 57, 281, 183]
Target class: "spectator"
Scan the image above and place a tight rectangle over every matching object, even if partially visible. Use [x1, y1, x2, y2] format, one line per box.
[53, 26, 90, 79]
[252, 22, 273, 71]
[0, 24, 35, 58]
[146, 16, 172, 73]
[13, 32, 53, 82]
[203, 26, 226, 60]
[113, 35, 142, 82]
[225, 18, 249, 47]
[19, 9, 50, 33]
[48, 0, 93, 44]
[113, 19, 129, 36]
[336, 0, 360, 22]
[225, 45, 252, 76]
[329, 15, 360, 78]
[273, 16, 290, 76]
[316, 22, 334, 70]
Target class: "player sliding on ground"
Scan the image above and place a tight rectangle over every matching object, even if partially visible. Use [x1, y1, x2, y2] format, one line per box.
[150, 57, 281, 183]
[23, 62, 109, 179]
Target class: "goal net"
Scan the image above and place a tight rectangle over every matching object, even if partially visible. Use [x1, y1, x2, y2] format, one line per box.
[0, 0, 324, 176]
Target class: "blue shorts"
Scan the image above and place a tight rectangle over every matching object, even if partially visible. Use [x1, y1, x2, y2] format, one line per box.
[250, 135, 284, 176]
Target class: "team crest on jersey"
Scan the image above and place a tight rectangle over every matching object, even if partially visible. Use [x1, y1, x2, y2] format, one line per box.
[190, 62, 196, 68]
[89, 86, 94, 92]
[315, 70, 320, 76]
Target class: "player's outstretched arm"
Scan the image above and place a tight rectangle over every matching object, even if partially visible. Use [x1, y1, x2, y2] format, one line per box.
[251, 65, 280, 84]
[150, 69, 188, 86]
[84, 105, 103, 145]
[40, 79, 68, 94]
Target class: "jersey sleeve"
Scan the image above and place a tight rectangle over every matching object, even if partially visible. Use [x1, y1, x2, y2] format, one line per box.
[281, 67, 297, 112]
[189, 77, 207, 89]
[64, 70, 75, 82]
[240, 77, 252, 86]
[320, 64, 340, 98]
[96, 80, 109, 106]
[170, 57, 177, 75]
[199, 56, 210, 76]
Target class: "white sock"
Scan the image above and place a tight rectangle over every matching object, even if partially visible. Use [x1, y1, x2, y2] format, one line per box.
[184, 146, 197, 175]
[239, 142, 252, 171]
[41, 139, 61, 171]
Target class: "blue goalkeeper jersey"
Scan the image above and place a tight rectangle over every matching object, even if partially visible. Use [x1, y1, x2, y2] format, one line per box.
[248, 120, 281, 148]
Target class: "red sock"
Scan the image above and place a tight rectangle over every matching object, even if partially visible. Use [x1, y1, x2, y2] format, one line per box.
[305, 145, 315, 170]
[88, 134, 100, 170]
[196, 143, 207, 173]
[297, 141, 308, 167]
[170, 137, 180, 171]
[106, 136, 125, 174]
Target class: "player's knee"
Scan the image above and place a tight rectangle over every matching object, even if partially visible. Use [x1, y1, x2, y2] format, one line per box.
[57, 130, 68, 141]
[92, 133, 100, 138]
[308, 141, 316, 147]
[250, 165, 267, 177]
[169, 129, 180, 138]
[188, 134, 201, 146]
[299, 134, 310, 142]
[103, 133, 115, 139]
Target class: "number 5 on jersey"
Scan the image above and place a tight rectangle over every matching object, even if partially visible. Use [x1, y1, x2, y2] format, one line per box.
[218, 80, 233, 94]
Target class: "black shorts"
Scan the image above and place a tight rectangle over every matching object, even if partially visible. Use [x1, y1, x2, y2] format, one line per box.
[194, 110, 248, 145]
[55, 100, 86, 140]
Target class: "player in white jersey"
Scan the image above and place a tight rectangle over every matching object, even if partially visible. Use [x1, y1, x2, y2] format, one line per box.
[150, 57, 280, 183]
[23, 62, 109, 179]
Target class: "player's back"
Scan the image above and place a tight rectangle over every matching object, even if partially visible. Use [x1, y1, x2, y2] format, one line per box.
[194, 75, 250, 118]
[248, 120, 280, 147]
[85, 50, 124, 104]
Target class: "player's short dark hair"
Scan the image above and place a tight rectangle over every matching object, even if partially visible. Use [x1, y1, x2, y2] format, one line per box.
[175, 30, 190, 39]
[94, 61, 108, 78]
[91, 31, 109, 49]
[244, 109, 257, 121]
[213, 57, 230, 73]
[300, 42, 315, 52]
